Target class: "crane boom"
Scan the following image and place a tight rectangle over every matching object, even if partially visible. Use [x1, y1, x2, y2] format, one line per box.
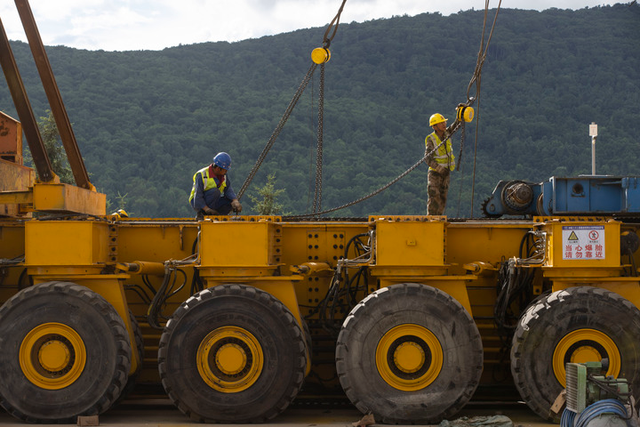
[14, 0, 93, 190]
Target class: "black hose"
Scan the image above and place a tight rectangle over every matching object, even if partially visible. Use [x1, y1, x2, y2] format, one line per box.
[147, 267, 173, 330]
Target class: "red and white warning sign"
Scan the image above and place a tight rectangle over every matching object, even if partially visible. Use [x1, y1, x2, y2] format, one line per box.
[562, 225, 605, 260]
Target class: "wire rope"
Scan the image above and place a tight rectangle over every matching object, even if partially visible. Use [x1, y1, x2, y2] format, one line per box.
[469, 0, 502, 216]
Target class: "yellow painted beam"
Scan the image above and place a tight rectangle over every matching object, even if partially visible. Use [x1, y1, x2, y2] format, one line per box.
[33, 182, 106, 215]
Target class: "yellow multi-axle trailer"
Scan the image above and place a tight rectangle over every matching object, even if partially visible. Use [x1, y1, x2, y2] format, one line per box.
[2, 0, 640, 423]
[1, 209, 640, 424]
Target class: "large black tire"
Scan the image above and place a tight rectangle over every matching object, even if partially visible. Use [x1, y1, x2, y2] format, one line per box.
[336, 283, 484, 424]
[114, 310, 145, 406]
[0, 281, 131, 423]
[511, 286, 640, 422]
[158, 284, 307, 423]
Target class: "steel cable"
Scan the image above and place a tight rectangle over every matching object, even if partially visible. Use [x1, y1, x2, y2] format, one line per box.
[323, 0, 348, 48]
[469, 0, 502, 216]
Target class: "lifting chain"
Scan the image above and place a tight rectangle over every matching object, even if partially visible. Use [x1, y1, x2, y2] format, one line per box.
[313, 63, 325, 214]
[237, 63, 317, 199]
[457, 120, 466, 171]
[299, 0, 502, 219]
[290, 140, 448, 219]
[238, 0, 347, 201]
[241, 0, 503, 219]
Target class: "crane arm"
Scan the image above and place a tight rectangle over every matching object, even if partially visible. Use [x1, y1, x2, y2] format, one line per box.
[14, 0, 94, 190]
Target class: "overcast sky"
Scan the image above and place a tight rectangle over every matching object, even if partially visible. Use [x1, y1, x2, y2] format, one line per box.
[0, 0, 617, 51]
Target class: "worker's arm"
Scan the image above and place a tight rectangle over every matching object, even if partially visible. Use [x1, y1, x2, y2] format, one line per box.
[224, 178, 242, 213]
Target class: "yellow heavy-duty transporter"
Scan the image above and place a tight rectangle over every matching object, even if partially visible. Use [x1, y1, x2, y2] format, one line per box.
[2, 0, 640, 424]
[3, 208, 640, 424]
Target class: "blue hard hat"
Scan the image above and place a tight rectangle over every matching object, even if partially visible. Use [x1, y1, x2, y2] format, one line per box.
[213, 152, 231, 170]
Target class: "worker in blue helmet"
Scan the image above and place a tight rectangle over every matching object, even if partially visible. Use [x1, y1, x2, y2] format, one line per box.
[189, 152, 242, 219]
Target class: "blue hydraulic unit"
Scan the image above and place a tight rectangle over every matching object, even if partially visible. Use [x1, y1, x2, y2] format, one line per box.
[481, 176, 640, 217]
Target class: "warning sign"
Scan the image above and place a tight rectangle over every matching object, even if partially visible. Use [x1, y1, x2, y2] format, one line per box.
[562, 226, 605, 260]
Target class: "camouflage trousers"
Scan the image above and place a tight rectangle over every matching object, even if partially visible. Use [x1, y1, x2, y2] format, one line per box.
[427, 169, 450, 215]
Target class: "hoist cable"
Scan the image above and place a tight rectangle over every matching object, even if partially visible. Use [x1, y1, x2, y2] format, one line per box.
[467, 0, 501, 216]
[470, 89, 482, 217]
[467, 0, 501, 104]
[323, 0, 348, 48]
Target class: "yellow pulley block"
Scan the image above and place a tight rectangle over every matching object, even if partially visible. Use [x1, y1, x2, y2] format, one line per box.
[311, 47, 331, 64]
[457, 105, 475, 123]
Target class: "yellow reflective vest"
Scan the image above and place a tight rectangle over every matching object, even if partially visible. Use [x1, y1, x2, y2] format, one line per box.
[189, 166, 227, 203]
[425, 132, 455, 172]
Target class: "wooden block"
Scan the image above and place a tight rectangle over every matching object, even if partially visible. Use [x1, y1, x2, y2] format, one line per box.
[77, 415, 99, 426]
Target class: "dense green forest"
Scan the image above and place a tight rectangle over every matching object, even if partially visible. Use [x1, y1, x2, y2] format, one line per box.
[1, 4, 639, 218]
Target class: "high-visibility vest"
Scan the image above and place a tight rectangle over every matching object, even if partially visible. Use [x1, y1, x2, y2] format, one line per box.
[425, 132, 455, 171]
[189, 166, 227, 203]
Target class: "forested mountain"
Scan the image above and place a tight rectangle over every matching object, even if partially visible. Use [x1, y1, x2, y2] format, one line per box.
[1, 4, 639, 218]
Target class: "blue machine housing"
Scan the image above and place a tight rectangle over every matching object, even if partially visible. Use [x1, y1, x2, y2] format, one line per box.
[482, 176, 640, 217]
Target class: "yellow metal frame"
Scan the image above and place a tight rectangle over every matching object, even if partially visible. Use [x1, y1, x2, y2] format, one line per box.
[26, 220, 109, 266]
[32, 183, 106, 215]
[372, 216, 446, 268]
[536, 218, 621, 271]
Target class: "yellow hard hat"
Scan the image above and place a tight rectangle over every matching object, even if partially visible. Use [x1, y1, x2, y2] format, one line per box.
[429, 113, 447, 127]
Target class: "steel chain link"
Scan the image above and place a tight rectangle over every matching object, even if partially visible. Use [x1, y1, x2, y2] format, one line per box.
[238, 63, 318, 199]
[313, 63, 325, 213]
[290, 140, 448, 219]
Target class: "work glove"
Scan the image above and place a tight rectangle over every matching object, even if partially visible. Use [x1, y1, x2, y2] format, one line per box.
[203, 206, 217, 215]
[231, 200, 242, 213]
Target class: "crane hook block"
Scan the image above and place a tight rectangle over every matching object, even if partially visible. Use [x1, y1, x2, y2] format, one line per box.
[311, 47, 331, 64]
[457, 105, 475, 123]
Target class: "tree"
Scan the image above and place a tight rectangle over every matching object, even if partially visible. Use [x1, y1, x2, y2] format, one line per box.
[106, 192, 129, 216]
[23, 110, 74, 184]
[248, 173, 287, 215]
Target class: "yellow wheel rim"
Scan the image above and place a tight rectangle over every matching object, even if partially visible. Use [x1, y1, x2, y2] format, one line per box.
[19, 322, 87, 390]
[553, 328, 621, 386]
[376, 324, 443, 391]
[197, 326, 264, 393]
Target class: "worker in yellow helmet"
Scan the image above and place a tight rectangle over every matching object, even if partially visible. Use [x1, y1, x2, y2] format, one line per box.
[424, 113, 455, 215]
